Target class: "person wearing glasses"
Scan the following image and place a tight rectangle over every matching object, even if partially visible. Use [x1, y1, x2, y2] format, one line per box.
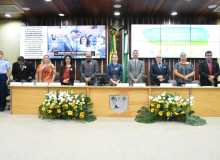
[199, 51, 220, 86]
[174, 53, 195, 86]
[127, 50, 145, 84]
[149, 54, 170, 86]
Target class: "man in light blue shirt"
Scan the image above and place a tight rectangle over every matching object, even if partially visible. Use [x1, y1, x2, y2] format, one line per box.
[0, 51, 11, 111]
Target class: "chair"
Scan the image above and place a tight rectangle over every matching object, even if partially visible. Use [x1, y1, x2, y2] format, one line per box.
[54, 72, 60, 82]
[142, 75, 148, 84]
[149, 75, 157, 86]
[168, 79, 177, 86]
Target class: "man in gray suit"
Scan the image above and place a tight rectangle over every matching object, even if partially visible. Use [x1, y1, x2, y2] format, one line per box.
[58, 29, 81, 51]
[80, 51, 99, 85]
[127, 50, 145, 84]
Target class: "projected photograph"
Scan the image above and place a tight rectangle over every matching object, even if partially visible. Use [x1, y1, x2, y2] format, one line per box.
[131, 24, 220, 58]
[47, 25, 106, 59]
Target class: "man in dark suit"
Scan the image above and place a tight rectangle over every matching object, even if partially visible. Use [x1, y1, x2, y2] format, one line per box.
[58, 29, 81, 51]
[149, 54, 170, 86]
[199, 51, 220, 86]
[80, 51, 99, 85]
[12, 56, 36, 82]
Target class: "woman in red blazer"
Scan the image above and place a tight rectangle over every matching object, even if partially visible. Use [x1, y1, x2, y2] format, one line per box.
[60, 55, 75, 85]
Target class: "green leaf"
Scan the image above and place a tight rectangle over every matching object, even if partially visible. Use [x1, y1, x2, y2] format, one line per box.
[137, 110, 148, 115]
[83, 115, 97, 122]
[188, 110, 195, 116]
[186, 116, 207, 126]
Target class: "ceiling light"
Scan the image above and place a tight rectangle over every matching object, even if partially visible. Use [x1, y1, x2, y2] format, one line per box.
[114, 4, 121, 8]
[114, 12, 120, 16]
[5, 14, 11, 17]
[45, 0, 52, 1]
[171, 12, 177, 16]
[22, 7, 30, 11]
[59, 13, 65, 16]
[208, 5, 217, 8]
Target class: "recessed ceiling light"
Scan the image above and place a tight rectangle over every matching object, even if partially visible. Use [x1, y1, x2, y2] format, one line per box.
[59, 13, 65, 16]
[114, 4, 121, 8]
[208, 5, 217, 8]
[171, 12, 178, 16]
[45, 0, 52, 1]
[5, 14, 11, 17]
[114, 12, 120, 16]
[22, 7, 30, 11]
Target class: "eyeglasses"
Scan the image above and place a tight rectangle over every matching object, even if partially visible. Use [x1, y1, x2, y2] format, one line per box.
[206, 55, 212, 57]
[133, 53, 138, 54]
[157, 57, 162, 58]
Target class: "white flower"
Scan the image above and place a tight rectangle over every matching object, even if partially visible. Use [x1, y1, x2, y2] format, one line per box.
[190, 96, 194, 100]
[161, 92, 165, 96]
[59, 103, 61, 105]
[157, 95, 161, 100]
[83, 102, 85, 104]
[184, 102, 187, 105]
[186, 99, 189, 102]
[163, 97, 165, 99]
[149, 96, 153, 100]
[76, 101, 78, 104]
[169, 100, 172, 103]
[82, 98, 85, 102]
[75, 95, 78, 99]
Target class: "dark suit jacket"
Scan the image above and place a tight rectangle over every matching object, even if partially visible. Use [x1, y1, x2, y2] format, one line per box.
[59, 65, 75, 85]
[57, 36, 80, 51]
[80, 59, 99, 85]
[12, 61, 35, 82]
[149, 62, 170, 86]
[199, 60, 220, 86]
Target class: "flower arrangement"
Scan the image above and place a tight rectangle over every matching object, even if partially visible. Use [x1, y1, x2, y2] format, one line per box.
[135, 92, 206, 126]
[38, 89, 96, 122]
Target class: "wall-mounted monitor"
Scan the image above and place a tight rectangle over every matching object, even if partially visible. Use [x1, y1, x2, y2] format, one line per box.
[131, 24, 220, 58]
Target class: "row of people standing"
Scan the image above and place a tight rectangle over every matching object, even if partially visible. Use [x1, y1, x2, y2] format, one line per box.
[150, 51, 219, 86]
[0, 50, 219, 111]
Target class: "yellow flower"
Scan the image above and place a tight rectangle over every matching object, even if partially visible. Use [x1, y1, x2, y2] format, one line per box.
[157, 104, 161, 108]
[71, 103, 75, 106]
[73, 106, 78, 109]
[62, 104, 66, 107]
[151, 103, 155, 107]
[47, 110, 52, 113]
[174, 112, 179, 115]
[166, 111, 171, 117]
[165, 104, 169, 108]
[191, 104, 195, 108]
[42, 106, 46, 111]
[172, 107, 175, 111]
[56, 105, 61, 108]
[57, 109, 61, 113]
[68, 111, 73, 115]
[180, 111, 185, 114]
[159, 111, 163, 116]
[49, 105, 53, 109]
[79, 114, 84, 118]
[151, 108, 155, 112]
[172, 102, 175, 105]
[177, 102, 181, 106]
[41, 116, 43, 120]
[79, 102, 83, 106]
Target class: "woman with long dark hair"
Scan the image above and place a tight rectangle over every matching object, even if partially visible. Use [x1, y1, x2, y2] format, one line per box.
[60, 55, 75, 85]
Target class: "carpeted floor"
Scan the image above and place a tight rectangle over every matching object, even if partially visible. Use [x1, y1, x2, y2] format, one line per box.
[0, 110, 220, 160]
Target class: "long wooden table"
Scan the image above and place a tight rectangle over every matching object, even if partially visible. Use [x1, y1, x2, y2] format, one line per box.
[9, 86, 220, 117]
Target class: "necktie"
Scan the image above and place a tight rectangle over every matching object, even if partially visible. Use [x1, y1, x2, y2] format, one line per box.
[208, 61, 212, 75]
[135, 60, 137, 67]
[159, 63, 161, 72]
[20, 65, 23, 71]
[88, 61, 90, 69]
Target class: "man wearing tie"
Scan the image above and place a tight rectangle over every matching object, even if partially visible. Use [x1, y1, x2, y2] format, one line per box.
[127, 50, 145, 84]
[80, 51, 99, 85]
[12, 56, 36, 82]
[199, 51, 220, 86]
[149, 54, 170, 86]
